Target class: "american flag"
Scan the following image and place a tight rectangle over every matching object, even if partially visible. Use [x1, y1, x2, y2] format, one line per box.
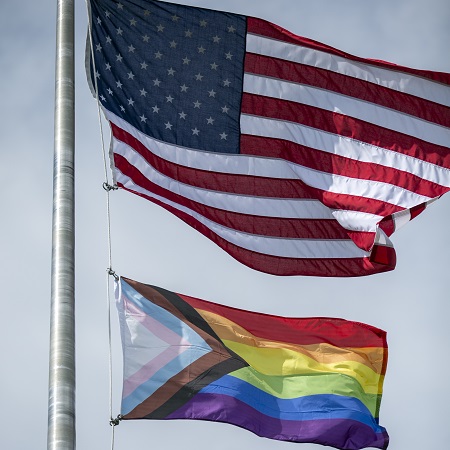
[86, 0, 450, 277]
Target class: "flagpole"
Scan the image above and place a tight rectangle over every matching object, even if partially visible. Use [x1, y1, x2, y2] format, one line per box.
[48, 0, 76, 449]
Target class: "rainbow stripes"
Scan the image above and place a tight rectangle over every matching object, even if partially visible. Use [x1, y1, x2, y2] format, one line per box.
[116, 277, 389, 450]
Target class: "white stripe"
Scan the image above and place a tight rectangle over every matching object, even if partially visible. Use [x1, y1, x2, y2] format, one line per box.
[106, 110, 294, 179]
[332, 210, 381, 233]
[374, 228, 394, 248]
[114, 138, 332, 219]
[108, 110, 450, 191]
[116, 169, 369, 259]
[243, 73, 450, 148]
[241, 114, 450, 200]
[246, 33, 450, 108]
[114, 137, 383, 232]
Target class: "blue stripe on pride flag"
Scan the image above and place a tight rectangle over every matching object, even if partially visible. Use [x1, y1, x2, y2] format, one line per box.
[198, 374, 384, 432]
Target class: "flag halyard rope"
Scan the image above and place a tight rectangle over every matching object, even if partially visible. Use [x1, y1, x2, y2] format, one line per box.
[86, 1, 120, 449]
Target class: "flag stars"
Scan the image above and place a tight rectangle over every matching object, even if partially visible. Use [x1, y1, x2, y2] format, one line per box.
[91, 10, 241, 149]
[105, 11, 111, 18]
[100, 94, 106, 101]
[117, 2, 123, 9]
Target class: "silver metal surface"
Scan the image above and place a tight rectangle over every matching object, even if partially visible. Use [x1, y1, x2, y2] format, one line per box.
[48, 0, 76, 448]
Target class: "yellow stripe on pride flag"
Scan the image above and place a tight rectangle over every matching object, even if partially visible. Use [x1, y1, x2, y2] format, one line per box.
[197, 308, 384, 395]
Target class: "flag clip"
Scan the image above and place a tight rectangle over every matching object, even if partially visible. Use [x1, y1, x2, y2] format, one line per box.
[107, 268, 119, 281]
[109, 414, 123, 427]
[103, 182, 118, 192]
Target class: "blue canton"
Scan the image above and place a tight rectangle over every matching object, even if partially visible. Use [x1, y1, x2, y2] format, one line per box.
[89, 0, 246, 153]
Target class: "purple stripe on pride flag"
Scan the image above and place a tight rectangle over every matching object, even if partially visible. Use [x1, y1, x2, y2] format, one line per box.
[122, 297, 192, 398]
[167, 393, 389, 450]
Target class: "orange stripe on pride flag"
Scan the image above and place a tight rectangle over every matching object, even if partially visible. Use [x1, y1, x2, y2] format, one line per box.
[196, 308, 386, 375]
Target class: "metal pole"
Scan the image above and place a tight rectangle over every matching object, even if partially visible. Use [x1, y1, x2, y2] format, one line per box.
[48, 0, 75, 449]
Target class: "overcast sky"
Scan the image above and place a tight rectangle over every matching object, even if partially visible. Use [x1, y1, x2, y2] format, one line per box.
[1, 0, 449, 449]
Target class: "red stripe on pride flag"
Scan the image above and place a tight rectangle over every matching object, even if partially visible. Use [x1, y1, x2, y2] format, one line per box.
[178, 292, 389, 348]
[246, 17, 450, 85]
[244, 52, 450, 129]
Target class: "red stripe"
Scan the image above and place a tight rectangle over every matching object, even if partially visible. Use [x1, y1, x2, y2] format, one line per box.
[179, 293, 389, 348]
[115, 154, 353, 240]
[113, 122, 409, 219]
[242, 93, 450, 177]
[117, 181, 396, 278]
[410, 202, 428, 220]
[112, 123, 317, 199]
[241, 135, 406, 217]
[245, 53, 450, 129]
[247, 17, 450, 85]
